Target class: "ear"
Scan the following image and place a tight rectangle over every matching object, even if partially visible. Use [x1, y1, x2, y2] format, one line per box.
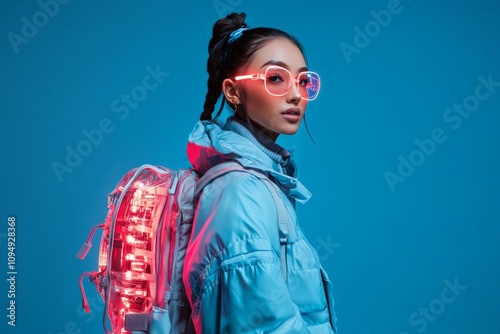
[222, 78, 242, 106]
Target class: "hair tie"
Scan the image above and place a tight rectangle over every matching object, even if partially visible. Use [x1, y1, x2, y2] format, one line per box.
[227, 27, 249, 44]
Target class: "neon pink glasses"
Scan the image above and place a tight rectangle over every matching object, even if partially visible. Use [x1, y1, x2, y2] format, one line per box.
[235, 65, 321, 101]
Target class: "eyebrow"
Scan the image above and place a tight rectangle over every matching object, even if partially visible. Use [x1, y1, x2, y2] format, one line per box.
[260, 60, 308, 73]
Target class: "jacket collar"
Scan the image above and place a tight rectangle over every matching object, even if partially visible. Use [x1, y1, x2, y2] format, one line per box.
[187, 119, 311, 203]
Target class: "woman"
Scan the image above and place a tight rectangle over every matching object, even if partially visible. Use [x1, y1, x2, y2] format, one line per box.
[182, 12, 338, 333]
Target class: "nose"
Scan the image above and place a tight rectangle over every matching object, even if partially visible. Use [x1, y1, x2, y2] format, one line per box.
[286, 80, 302, 104]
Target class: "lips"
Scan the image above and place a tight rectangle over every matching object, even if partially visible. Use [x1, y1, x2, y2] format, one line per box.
[282, 108, 301, 116]
[281, 108, 301, 123]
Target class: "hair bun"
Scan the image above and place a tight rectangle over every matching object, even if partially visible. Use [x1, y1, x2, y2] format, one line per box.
[211, 12, 248, 45]
[225, 12, 247, 29]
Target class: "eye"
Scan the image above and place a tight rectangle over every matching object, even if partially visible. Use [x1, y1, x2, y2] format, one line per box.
[267, 73, 285, 84]
[299, 74, 311, 87]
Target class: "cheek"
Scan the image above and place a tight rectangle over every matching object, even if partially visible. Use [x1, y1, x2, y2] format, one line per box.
[244, 84, 276, 112]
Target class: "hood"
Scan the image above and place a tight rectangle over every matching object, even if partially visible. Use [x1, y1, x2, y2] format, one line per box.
[187, 120, 311, 204]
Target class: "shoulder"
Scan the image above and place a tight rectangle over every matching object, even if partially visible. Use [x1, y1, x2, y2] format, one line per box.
[202, 168, 271, 202]
[195, 168, 280, 243]
[199, 169, 276, 219]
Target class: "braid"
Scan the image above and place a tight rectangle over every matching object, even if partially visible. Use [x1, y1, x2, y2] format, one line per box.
[200, 12, 247, 121]
[200, 75, 221, 121]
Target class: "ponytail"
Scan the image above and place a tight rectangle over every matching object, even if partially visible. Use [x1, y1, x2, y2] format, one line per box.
[200, 13, 247, 121]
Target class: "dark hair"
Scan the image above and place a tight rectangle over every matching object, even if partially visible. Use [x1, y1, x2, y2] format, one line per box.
[200, 12, 315, 143]
[200, 12, 305, 120]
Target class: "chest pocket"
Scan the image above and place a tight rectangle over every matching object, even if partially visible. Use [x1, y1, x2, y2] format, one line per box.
[287, 229, 336, 333]
[284, 238, 335, 329]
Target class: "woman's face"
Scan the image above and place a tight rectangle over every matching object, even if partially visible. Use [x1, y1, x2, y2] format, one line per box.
[236, 38, 309, 140]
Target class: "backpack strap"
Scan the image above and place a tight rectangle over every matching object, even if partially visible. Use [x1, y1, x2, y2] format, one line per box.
[246, 169, 295, 282]
[194, 161, 295, 282]
[194, 161, 247, 198]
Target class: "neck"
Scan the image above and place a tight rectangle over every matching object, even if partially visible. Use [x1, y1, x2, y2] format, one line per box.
[234, 114, 279, 142]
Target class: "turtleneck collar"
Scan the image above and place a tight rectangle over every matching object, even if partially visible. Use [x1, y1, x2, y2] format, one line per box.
[223, 116, 296, 177]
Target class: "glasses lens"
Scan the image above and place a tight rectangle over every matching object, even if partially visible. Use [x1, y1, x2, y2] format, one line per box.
[264, 67, 291, 96]
[298, 72, 320, 100]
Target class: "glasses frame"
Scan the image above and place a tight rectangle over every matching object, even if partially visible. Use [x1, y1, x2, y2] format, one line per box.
[234, 65, 321, 101]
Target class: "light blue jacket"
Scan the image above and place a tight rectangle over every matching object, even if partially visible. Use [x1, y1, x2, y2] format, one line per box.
[182, 118, 338, 333]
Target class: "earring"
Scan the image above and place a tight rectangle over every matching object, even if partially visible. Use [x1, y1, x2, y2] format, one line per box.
[234, 104, 238, 113]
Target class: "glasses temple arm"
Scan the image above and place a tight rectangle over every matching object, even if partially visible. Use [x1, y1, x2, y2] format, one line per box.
[234, 73, 264, 81]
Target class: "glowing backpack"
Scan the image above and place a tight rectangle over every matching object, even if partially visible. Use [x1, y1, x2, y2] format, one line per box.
[76, 162, 291, 334]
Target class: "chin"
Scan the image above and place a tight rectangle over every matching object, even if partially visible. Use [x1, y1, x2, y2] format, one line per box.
[280, 125, 300, 136]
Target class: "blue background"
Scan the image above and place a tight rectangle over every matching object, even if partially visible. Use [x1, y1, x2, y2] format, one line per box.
[1, 0, 499, 333]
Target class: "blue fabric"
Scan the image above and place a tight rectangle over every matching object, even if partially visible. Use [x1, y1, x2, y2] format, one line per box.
[183, 119, 338, 333]
[149, 306, 172, 334]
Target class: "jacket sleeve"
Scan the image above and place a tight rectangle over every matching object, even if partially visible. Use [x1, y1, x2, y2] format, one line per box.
[183, 171, 313, 334]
